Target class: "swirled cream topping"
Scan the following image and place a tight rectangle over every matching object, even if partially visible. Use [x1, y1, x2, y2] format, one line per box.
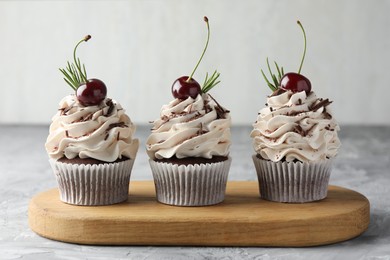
[45, 95, 139, 162]
[146, 93, 231, 160]
[250, 90, 340, 162]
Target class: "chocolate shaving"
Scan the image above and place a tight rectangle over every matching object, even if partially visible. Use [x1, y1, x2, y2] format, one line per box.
[215, 105, 227, 119]
[270, 88, 286, 97]
[208, 94, 229, 119]
[105, 122, 129, 140]
[58, 108, 66, 116]
[310, 99, 332, 112]
[285, 110, 305, 116]
[305, 125, 315, 136]
[106, 122, 128, 133]
[60, 105, 73, 116]
[187, 104, 193, 113]
[293, 125, 305, 136]
[160, 111, 189, 126]
[104, 134, 109, 141]
[204, 104, 213, 114]
[197, 123, 208, 135]
[297, 98, 302, 105]
[293, 124, 315, 137]
[117, 132, 120, 141]
[65, 130, 69, 138]
[83, 113, 93, 121]
[106, 99, 115, 116]
[72, 113, 94, 123]
[186, 112, 203, 122]
[323, 112, 332, 120]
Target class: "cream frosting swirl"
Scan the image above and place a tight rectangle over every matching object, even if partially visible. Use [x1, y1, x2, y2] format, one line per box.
[146, 93, 231, 160]
[250, 90, 340, 162]
[45, 95, 139, 162]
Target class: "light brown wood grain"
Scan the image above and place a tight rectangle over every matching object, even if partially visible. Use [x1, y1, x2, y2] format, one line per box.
[28, 181, 369, 246]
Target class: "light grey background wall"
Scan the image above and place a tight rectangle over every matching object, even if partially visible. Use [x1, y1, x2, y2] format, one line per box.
[1, 0, 389, 125]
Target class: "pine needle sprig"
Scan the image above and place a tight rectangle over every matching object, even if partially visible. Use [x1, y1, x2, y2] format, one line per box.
[201, 70, 221, 93]
[261, 57, 284, 91]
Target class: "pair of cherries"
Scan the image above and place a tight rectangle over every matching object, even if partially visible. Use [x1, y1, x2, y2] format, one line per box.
[172, 72, 312, 100]
[171, 18, 312, 100]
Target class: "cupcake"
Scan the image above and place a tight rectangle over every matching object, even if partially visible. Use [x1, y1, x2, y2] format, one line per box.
[45, 35, 139, 206]
[146, 17, 232, 206]
[251, 21, 341, 203]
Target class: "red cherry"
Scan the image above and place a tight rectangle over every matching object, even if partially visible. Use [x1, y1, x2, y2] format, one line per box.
[172, 76, 201, 99]
[280, 72, 311, 93]
[76, 78, 107, 106]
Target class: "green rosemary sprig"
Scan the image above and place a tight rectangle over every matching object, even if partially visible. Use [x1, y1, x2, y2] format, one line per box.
[261, 57, 284, 91]
[59, 35, 91, 90]
[201, 70, 221, 93]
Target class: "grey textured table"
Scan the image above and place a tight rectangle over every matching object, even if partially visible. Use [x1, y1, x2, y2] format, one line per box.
[1, 125, 389, 260]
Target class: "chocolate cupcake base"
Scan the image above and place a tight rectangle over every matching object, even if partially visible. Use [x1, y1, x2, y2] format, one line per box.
[49, 158, 135, 206]
[252, 155, 333, 203]
[149, 157, 231, 206]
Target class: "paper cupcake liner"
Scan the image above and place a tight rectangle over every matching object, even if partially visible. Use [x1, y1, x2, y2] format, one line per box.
[252, 155, 333, 203]
[49, 158, 135, 206]
[149, 157, 232, 206]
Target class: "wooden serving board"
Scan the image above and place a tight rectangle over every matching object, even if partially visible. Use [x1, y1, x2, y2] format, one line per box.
[28, 181, 369, 247]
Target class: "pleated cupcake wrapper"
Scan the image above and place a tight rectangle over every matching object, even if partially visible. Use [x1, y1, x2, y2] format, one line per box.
[149, 158, 232, 206]
[49, 159, 135, 206]
[252, 155, 333, 203]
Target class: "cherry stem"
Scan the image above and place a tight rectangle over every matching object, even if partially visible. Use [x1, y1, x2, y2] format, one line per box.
[297, 21, 306, 74]
[187, 16, 210, 82]
[73, 35, 91, 83]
